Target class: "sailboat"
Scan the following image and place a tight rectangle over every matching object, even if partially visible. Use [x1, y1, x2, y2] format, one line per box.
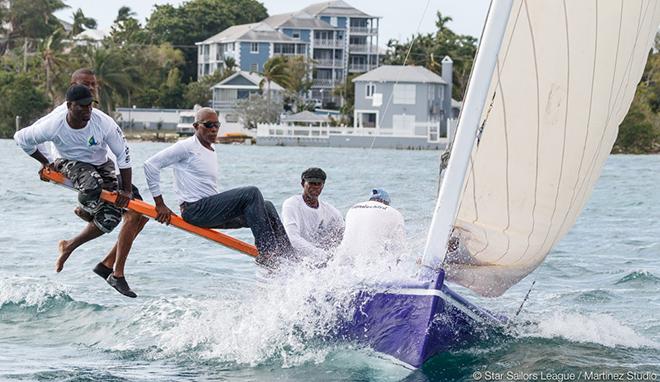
[339, 0, 660, 368]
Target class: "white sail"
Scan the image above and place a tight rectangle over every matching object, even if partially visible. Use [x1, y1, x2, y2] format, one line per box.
[443, 0, 660, 297]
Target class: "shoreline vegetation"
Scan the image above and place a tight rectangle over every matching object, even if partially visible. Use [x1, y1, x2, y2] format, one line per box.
[0, 1, 658, 153]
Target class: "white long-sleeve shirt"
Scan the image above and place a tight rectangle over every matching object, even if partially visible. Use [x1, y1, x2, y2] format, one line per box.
[143, 135, 219, 204]
[14, 104, 131, 169]
[338, 201, 406, 256]
[281, 195, 344, 259]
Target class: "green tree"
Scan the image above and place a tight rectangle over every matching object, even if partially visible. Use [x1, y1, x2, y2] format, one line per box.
[332, 73, 359, 125]
[5, 0, 68, 46]
[183, 68, 236, 108]
[0, 71, 50, 138]
[71, 8, 97, 36]
[224, 56, 237, 72]
[146, 0, 268, 81]
[82, 46, 135, 113]
[114, 6, 137, 24]
[40, 29, 68, 104]
[235, 94, 282, 129]
[614, 101, 657, 153]
[260, 56, 290, 102]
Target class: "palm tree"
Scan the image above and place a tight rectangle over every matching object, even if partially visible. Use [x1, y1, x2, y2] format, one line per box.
[83, 46, 134, 113]
[259, 56, 290, 105]
[71, 8, 97, 36]
[224, 56, 237, 72]
[114, 6, 137, 24]
[40, 29, 66, 105]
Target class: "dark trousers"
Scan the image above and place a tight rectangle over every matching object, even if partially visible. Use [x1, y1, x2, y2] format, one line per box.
[181, 186, 292, 258]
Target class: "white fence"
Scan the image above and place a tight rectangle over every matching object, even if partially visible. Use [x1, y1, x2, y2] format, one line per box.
[257, 120, 451, 142]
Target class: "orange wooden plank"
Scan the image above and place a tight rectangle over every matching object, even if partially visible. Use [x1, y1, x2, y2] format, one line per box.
[40, 168, 259, 257]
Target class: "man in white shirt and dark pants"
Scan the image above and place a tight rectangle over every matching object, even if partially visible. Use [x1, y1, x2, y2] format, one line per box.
[281, 167, 344, 264]
[144, 107, 293, 266]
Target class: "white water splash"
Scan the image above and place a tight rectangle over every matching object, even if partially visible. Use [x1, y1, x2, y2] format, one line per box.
[0, 276, 70, 309]
[124, 243, 419, 367]
[526, 312, 658, 349]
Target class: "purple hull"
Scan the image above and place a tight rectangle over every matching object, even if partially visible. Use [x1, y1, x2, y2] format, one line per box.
[340, 270, 506, 368]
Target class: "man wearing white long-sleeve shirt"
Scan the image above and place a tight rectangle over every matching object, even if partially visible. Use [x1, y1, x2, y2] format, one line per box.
[143, 107, 293, 266]
[14, 84, 138, 297]
[337, 188, 406, 258]
[26, 68, 149, 298]
[281, 168, 344, 263]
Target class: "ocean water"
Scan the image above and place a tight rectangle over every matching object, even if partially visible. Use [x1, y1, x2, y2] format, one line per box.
[0, 139, 658, 381]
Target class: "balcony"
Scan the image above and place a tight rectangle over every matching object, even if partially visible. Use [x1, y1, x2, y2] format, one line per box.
[313, 79, 340, 88]
[349, 26, 377, 35]
[314, 39, 344, 49]
[314, 58, 339, 67]
[348, 63, 377, 73]
[348, 44, 373, 53]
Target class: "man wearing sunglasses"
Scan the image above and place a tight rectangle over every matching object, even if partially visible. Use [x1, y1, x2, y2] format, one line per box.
[144, 107, 293, 265]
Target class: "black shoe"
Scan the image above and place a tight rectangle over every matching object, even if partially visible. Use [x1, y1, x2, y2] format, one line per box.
[93, 262, 113, 280]
[106, 275, 137, 298]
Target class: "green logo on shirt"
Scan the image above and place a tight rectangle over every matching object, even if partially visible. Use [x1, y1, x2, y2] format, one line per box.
[88, 136, 98, 146]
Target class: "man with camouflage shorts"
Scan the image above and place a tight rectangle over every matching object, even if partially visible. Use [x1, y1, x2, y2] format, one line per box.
[14, 84, 136, 296]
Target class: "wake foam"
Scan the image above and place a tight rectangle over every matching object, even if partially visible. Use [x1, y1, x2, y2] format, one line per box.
[520, 311, 658, 349]
[119, 244, 418, 367]
[0, 276, 72, 310]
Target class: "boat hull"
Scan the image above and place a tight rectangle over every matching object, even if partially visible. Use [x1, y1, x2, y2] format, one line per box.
[340, 270, 506, 368]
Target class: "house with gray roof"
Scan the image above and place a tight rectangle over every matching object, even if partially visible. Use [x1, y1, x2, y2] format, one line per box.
[352, 57, 457, 138]
[196, 0, 380, 108]
[210, 70, 284, 128]
[196, 22, 308, 77]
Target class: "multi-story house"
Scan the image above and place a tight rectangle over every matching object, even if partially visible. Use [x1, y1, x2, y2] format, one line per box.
[196, 22, 308, 77]
[196, 0, 380, 108]
[352, 58, 456, 138]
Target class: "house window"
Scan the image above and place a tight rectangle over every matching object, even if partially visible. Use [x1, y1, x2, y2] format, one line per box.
[393, 114, 416, 133]
[251, 43, 259, 53]
[366, 82, 375, 98]
[292, 31, 300, 40]
[393, 84, 416, 104]
[251, 63, 258, 72]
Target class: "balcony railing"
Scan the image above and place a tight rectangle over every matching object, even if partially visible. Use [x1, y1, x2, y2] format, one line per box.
[349, 26, 377, 35]
[348, 63, 373, 72]
[313, 79, 340, 87]
[314, 39, 344, 48]
[348, 44, 373, 53]
[314, 59, 339, 67]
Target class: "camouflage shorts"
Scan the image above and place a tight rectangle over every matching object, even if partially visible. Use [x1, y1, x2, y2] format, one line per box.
[53, 158, 122, 233]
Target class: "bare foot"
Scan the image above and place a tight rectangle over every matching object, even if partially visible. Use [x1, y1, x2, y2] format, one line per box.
[56, 240, 72, 273]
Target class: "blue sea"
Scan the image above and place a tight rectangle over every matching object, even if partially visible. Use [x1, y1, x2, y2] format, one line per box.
[0, 140, 658, 381]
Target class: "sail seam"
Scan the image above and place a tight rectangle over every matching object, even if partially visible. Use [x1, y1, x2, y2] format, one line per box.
[552, 0, 599, 244]
[469, 1, 525, 260]
[538, 0, 572, 257]
[571, 0, 654, 221]
[573, 1, 642, 207]
[519, 0, 542, 262]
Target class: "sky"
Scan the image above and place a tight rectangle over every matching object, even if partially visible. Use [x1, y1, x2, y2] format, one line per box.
[54, 0, 491, 45]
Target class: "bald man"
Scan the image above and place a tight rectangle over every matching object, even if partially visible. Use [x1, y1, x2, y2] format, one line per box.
[144, 108, 293, 266]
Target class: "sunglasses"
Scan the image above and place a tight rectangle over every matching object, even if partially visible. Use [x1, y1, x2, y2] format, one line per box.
[195, 121, 220, 129]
